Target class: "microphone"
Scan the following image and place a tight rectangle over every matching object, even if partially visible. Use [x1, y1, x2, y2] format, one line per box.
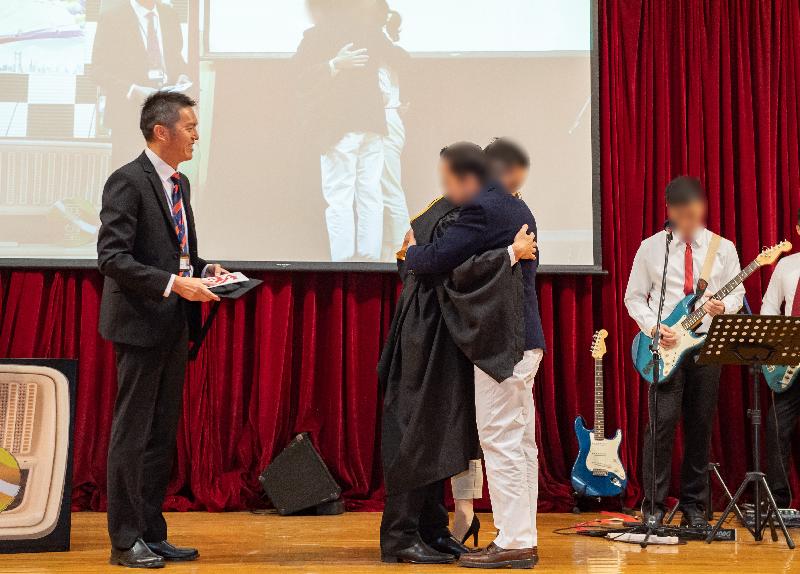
[664, 219, 674, 241]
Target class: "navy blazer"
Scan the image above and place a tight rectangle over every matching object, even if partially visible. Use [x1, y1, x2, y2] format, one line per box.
[405, 182, 546, 351]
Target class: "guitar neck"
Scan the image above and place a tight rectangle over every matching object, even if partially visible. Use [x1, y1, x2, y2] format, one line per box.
[681, 259, 759, 329]
[594, 357, 604, 438]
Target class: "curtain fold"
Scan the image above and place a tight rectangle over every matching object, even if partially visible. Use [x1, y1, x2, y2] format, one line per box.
[1, 0, 799, 512]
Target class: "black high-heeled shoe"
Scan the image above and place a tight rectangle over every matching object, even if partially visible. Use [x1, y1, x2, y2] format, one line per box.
[460, 515, 481, 547]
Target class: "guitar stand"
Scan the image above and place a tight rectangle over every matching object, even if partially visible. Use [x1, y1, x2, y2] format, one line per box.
[698, 315, 799, 549]
[664, 462, 743, 525]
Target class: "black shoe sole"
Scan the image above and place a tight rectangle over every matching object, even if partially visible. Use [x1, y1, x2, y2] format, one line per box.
[156, 552, 200, 562]
[109, 558, 165, 569]
[381, 554, 455, 564]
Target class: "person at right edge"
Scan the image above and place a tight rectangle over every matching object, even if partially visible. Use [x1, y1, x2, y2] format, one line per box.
[762, 209, 800, 509]
[624, 177, 744, 528]
[402, 141, 546, 570]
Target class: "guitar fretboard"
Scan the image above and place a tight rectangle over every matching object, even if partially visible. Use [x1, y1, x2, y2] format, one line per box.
[594, 357, 604, 439]
[680, 260, 759, 330]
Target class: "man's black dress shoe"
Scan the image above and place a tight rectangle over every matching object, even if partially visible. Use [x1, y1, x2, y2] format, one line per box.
[428, 535, 469, 557]
[145, 540, 200, 562]
[381, 541, 456, 564]
[680, 507, 709, 529]
[110, 538, 165, 569]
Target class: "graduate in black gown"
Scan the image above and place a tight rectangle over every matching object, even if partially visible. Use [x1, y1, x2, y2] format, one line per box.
[378, 143, 535, 564]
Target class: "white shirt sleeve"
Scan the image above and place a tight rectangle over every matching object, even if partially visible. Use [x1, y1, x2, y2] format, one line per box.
[507, 245, 518, 266]
[761, 260, 785, 315]
[163, 274, 176, 298]
[624, 241, 658, 335]
[719, 241, 745, 314]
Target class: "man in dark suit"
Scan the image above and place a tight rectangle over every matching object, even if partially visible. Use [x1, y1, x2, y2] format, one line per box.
[404, 140, 546, 570]
[98, 91, 223, 568]
[92, 0, 192, 170]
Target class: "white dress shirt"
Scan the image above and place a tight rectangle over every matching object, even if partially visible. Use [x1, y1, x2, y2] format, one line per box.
[144, 148, 210, 296]
[624, 228, 745, 335]
[761, 252, 800, 316]
[127, 0, 166, 98]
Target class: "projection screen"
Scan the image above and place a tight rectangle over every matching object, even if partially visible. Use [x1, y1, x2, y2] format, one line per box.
[0, 0, 600, 271]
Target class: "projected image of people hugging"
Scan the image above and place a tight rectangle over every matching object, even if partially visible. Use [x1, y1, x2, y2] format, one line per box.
[0, 0, 597, 269]
[294, 0, 410, 262]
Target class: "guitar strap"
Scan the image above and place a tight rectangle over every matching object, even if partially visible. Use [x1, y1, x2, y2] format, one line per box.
[694, 232, 721, 300]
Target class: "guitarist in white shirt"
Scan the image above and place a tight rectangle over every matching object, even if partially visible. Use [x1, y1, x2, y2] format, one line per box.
[762, 211, 800, 509]
[624, 177, 744, 527]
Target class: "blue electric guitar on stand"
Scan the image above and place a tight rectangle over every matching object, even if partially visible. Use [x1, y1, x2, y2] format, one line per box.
[632, 241, 792, 384]
[572, 329, 627, 498]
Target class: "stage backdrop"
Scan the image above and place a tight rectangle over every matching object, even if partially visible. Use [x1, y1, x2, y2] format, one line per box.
[1, 0, 800, 513]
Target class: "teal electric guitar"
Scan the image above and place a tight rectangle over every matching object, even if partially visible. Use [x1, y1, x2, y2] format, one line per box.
[763, 364, 800, 393]
[632, 241, 792, 384]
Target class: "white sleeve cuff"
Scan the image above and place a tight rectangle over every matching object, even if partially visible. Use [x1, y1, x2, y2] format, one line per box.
[163, 274, 176, 297]
[508, 245, 518, 266]
[201, 264, 213, 278]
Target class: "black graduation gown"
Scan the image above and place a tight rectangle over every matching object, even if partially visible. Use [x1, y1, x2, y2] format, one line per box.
[379, 198, 525, 496]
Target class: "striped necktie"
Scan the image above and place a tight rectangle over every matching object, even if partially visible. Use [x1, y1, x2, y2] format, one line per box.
[170, 173, 190, 276]
[145, 11, 163, 71]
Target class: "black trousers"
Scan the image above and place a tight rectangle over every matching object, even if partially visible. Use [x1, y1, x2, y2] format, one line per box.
[642, 353, 721, 511]
[107, 325, 188, 550]
[765, 381, 800, 508]
[380, 480, 451, 554]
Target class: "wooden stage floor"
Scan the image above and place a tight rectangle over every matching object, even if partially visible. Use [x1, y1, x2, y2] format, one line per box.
[1, 512, 797, 573]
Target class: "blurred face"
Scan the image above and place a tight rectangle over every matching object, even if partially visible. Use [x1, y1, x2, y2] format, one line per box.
[667, 199, 707, 240]
[500, 165, 530, 195]
[439, 160, 482, 206]
[152, 107, 199, 167]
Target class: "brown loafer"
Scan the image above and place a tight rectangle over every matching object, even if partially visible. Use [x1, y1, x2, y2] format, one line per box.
[458, 543, 538, 569]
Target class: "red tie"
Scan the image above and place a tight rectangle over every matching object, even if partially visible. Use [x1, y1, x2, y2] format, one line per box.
[791, 277, 800, 316]
[684, 243, 694, 295]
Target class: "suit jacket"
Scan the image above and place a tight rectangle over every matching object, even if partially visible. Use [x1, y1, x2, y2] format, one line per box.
[405, 182, 546, 351]
[97, 152, 207, 347]
[91, 1, 188, 131]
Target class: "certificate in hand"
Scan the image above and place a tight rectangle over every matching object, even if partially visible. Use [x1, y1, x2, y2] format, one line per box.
[202, 271, 249, 289]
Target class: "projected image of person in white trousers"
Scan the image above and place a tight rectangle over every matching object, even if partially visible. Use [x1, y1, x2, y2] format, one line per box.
[379, 7, 411, 260]
[321, 132, 385, 262]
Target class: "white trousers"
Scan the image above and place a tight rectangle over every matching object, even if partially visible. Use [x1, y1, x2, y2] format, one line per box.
[380, 109, 410, 260]
[475, 349, 543, 549]
[320, 132, 384, 262]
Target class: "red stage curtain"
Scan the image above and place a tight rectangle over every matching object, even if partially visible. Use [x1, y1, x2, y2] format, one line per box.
[1, 0, 800, 513]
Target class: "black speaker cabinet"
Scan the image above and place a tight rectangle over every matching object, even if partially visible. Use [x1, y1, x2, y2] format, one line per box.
[259, 433, 342, 516]
[0, 359, 77, 553]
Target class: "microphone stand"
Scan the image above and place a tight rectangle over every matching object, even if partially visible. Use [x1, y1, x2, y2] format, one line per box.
[640, 223, 673, 547]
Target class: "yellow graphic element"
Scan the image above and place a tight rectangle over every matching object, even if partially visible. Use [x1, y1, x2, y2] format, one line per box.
[0, 448, 21, 513]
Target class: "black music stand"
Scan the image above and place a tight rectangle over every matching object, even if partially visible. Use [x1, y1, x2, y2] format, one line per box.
[698, 314, 799, 548]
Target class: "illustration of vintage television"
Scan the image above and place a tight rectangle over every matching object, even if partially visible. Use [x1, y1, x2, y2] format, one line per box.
[0, 362, 75, 553]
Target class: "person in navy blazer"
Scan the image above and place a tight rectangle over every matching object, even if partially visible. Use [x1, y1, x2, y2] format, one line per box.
[404, 139, 546, 569]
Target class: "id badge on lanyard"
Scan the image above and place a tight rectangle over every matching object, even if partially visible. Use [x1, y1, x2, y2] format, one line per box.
[180, 255, 191, 275]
